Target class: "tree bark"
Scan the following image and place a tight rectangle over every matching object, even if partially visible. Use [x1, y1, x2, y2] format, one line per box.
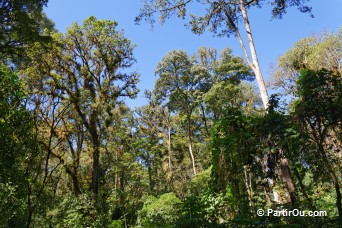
[88, 88, 100, 195]
[279, 154, 298, 207]
[65, 166, 81, 195]
[319, 145, 342, 221]
[167, 126, 173, 174]
[187, 114, 197, 175]
[200, 103, 210, 138]
[239, 0, 269, 109]
[89, 115, 100, 194]
[91, 145, 100, 194]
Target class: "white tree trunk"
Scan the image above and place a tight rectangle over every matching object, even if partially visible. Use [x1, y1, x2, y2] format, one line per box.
[239, 0, 269, 109]
[188, 141, 197, 175]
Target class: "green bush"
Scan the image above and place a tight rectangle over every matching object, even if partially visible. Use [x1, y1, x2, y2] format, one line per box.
[178, 192, 229, 227]
[47, 192, 98, 227]
[189, 167, 211, 195]
[137, 192, 182, 227]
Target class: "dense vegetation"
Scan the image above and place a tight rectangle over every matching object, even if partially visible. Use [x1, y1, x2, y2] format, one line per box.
[0, 0, 341, 227]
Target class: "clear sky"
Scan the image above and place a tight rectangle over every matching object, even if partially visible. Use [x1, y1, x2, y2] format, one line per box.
[44, 0, 342, 108]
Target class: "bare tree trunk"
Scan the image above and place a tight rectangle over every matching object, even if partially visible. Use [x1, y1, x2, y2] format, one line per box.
[188, 138, 197, 175]
[167, 126, 173, 174]
[278, 154, 298, 207]
[187, 114, 197, 175]
[218, 0, 269, 109]
[239, 0, 269, 109]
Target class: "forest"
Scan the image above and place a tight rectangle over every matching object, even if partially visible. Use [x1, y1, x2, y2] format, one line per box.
[0, 0, 341, 227]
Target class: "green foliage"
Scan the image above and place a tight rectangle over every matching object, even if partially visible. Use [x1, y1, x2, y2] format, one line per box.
[136, 0, 312, 36]
[1, 2, 341, 226]
[24, 16, 140, 195]
[295, 68, 342, 125]
[0, 66, 37, 227]
[137, 192, 182, 227]
[152, 47, 257, 181]
[179, 192, 229, 227]
[203, 81, 262, 118]
[109, 219, 124, 228]
[269, 28, 342, 103]
[294, 68, 342, 220]
[0, 0, 54, 63]
[211, 107, 250, 189]
[47, 192, 99, 227]
[190, 167, 211, 195]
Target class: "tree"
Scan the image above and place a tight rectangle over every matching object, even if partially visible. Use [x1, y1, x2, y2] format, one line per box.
[295, 69, 342, 221]
[24, 16, 139, 194]
[134, 106, 164, 193]
[193, 47, 258, 121]
[136, 0, 312, 109]
[0, 0, 53, 63]
[0, 66, 40, 227]
[269, 28, 342, 102]
[154, 50, 199, 175]
[153, 47, 257, 178]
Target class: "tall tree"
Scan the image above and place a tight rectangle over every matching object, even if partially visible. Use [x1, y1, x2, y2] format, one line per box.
[154, 50, 198, 175]
[136, 0, 312, 109]
[153, 47, 256, 175]
[192, 47, 257, 120]
[295, 69, 342, 221]
[24, 16, 139, 194]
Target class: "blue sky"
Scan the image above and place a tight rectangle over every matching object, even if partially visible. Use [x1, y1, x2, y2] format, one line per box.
[44, 0, 342, 108]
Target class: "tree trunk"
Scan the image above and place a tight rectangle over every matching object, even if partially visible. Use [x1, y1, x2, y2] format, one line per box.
[89, 109, 100, 195]
[26, 183, 32, 228]
[279, 154, 298, 207]
[115, 148, 119, 191]
[200, 103, 210, 137]
[325, 156, 342, 221]
[91, 145, 100, 194]
[317, 143, 342, 221]
[187, 114, 197, 175]
[261, 154, 273, 207]
[243, 165, 254, 211]
[239, 0, 269, 109]
[146, 151, 154, 192]
[65, 166, 81, 195]
[167, 126, 173, 174]
[333, 178, 342, 223]
[188, 141, 197, 175]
